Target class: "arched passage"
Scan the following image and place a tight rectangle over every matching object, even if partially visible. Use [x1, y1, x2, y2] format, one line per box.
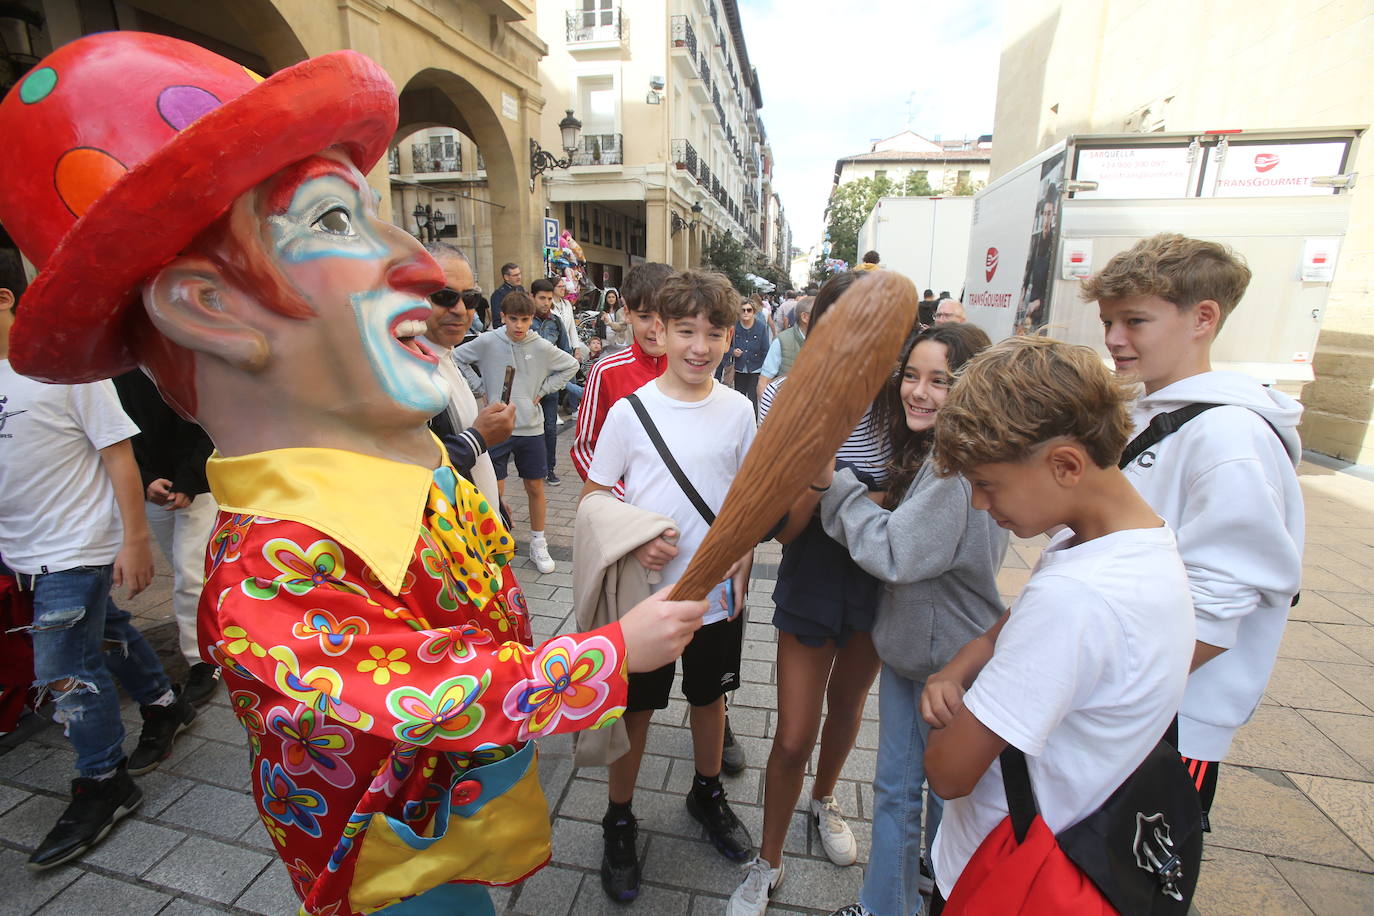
[394, 69, 524, 291]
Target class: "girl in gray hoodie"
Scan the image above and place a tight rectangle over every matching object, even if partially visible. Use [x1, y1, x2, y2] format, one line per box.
[817, 323, 1008, 916]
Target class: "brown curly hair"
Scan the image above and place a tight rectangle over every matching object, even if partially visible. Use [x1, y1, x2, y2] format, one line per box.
[932, 336, 1134, 476]
[1080, 233, 1251, 329]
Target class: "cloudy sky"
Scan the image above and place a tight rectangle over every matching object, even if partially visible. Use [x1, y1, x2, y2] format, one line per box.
[738, 0, 1005, 251]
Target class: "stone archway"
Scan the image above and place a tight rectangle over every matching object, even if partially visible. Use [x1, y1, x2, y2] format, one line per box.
[395, 69, 525, 291]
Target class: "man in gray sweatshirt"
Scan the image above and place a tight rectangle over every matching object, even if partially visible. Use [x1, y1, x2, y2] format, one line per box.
[453, 290, 578, 574]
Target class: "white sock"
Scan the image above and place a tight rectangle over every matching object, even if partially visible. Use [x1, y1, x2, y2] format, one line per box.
[531, 530, 545, 542]
[149, 689, 176, 707]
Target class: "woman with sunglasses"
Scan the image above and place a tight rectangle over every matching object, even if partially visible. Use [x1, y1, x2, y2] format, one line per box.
[730, 295, 770, 409]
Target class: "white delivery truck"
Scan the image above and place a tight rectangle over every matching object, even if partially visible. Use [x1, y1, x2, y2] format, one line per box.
[962, 127, 1362, 391]
[858, 196, 973, 298]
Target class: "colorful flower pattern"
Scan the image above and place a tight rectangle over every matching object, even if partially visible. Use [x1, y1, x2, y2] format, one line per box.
[199, 471, 628, 916]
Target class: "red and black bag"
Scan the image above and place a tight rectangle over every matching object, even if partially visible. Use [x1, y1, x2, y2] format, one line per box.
[943, 739, 1202, 916]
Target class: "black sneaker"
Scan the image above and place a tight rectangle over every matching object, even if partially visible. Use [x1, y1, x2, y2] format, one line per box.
[28, 767, 142, 870]
[721, 717, 746, 776]
[687, 781, 753, 862]
[600, 810, 641, 904]
[182, 662, 221, 708]
[546, 471, 562, 486]
[127, 689, 196, 775]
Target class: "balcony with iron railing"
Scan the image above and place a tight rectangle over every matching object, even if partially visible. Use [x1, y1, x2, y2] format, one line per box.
[671, 139, 698, 178]
[566, 6, 621, 43]
[670, 15, 697, 61]
[411, 143, 461, 174]
[712, 89, 725, 127]
[571, 133, 623, 166]
[388, 147, 400, 175]
[697, 160, 712, 189]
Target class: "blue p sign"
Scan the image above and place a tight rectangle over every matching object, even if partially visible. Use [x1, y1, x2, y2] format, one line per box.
[544, 217, 560, 249]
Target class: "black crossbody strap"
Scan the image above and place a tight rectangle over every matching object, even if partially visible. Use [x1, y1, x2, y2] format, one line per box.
[1118, 403, 1221, 469]
[626, 393, 716, 526]
[999, 746, 1039, 844]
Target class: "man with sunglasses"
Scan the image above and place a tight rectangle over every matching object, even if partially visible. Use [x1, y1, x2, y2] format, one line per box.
[420, 242, 514, 506]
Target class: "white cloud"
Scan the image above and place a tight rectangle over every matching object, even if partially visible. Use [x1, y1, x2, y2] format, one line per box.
[739, 0, 1005, 249]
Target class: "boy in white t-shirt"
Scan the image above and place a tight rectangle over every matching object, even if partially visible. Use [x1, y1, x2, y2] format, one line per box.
[582, 269, 757, 904]
[0, 259, 194, 871]
[1086, 234, 1304, 830]
[916, 337, 1195, 908]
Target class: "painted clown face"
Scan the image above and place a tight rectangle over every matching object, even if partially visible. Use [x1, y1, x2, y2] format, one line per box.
[252, 150, 450, 421]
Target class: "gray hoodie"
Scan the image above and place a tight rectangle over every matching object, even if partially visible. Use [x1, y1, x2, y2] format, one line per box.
[452, 327, 579, 436]
[820, 461, 1008, 682]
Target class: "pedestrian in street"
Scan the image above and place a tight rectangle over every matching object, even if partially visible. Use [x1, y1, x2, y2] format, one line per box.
[933, 299, 966, 324]
[111, 369, 221, 707]
[490, 261, 523, 327]
[1088, 234, 1304, 842]
[418, 241, 515, 507]
[583, 270, 757, 905]
[455, 290, 577, 574]
[728, 272, 888, 914]
[810, 323, 1005, 916]
[1, 254, 195, 871]
[530, 277, 575, 486]
[731, 295, 770, 408]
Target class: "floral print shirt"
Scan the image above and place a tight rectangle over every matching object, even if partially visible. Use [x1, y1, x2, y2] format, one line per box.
[199, 448, 628, 915]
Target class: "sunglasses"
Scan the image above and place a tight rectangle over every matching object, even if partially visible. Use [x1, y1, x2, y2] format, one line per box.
[741, 307, 754, 313]
[429, 288, 481, 309]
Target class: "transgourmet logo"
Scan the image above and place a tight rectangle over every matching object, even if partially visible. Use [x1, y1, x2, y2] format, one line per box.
[985, 247, 999, 281]
[1254, 153, 1280, 173]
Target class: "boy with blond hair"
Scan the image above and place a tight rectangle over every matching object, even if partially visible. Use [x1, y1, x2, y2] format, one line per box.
[918, 337, 1196, 907]
[1085, 234, 1304, 829]
[581, 269, 757, 903]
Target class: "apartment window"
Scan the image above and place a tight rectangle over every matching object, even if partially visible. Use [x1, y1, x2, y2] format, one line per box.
[958, 170, 971, 183]
[580, 203, 589, 240]
[579, 0, 614, 28]
[565, 203, 575, 236]
[915, 170, 928, 182]
[592, 206, 602, 246]
[578, 74, 617, 138]
[874, 169, 887, 181]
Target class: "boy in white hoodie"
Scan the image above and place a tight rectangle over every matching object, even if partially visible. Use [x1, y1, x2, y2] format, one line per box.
[1086, 233, 1304, 831]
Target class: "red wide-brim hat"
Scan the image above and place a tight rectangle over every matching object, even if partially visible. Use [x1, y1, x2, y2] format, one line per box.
[0, 32, 399, 383]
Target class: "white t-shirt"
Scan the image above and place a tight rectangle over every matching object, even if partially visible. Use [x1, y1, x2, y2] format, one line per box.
[587, 379, 756, 624]
[0, 361, 140, 574]
[931, 524, 1195, 897]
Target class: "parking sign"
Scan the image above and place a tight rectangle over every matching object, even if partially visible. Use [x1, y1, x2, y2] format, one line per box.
[544, 217, 559, 249]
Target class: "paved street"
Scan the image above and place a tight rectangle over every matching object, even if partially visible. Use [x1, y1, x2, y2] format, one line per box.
[3, 425, 1374, 914]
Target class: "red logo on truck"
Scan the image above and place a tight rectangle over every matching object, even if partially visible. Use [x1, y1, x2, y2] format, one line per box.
[985, 247, 999, 281]
[1254, 153, 1280, 173]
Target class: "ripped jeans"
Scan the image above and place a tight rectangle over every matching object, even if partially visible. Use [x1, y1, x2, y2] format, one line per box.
[25, 565, 172, 778]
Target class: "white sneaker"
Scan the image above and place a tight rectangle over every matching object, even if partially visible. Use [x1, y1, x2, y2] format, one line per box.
[727, 856, 784, 916]
[811, 795, 857, 866]
[530, 537, 556, 575]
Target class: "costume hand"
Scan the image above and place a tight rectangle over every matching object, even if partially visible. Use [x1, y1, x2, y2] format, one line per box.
[146, 478, 174, 505]
[620, 586, 707, 672]
[921, 670, 966, 728]
[165, 491, 192, 510]
[113, 535, 155, 599]
[474, 401, 516, 446]
[633, 529, 679, 571]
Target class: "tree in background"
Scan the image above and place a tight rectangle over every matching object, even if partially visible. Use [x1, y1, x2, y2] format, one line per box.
[903, 171, 936, 196]
[702, 232, 753, 294]
[821, 175, 893, 266]
[942, 173, 985, 196]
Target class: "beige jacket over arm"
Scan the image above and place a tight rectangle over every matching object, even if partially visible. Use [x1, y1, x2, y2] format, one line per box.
[572, 490, 676, 767]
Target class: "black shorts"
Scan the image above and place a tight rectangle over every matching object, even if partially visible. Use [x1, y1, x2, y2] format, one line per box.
[627, 613, 743, 711]
[487, 434, 548, 481]
[1180, 756, 1220, 831]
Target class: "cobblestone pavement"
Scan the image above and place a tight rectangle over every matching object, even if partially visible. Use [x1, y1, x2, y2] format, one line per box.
[3, 425, 1374, 914]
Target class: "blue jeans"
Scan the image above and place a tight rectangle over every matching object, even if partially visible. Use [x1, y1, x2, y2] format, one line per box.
[565, 381, 584, 413]
[861, 664, 943, 916]
[27, 565, 172, 778]
[541, 394, 560, 475]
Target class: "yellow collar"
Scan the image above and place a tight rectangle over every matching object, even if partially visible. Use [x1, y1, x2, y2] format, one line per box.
[206, 442, 444, 597]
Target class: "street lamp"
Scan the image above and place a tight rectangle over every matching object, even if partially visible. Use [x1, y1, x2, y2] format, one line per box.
[671, 200, 704, 235]
[412, 203, 428, 240]
[412, 204, 448, 243]
[530, 109, 583, 191]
